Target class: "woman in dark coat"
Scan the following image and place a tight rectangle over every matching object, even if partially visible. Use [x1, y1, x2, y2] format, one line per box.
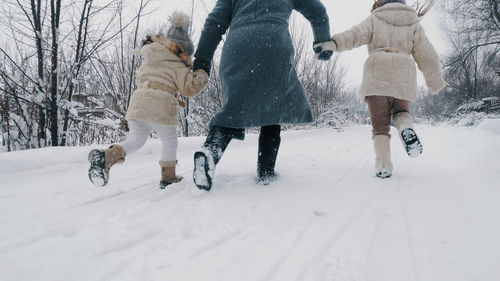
[193, 0, 333, 190]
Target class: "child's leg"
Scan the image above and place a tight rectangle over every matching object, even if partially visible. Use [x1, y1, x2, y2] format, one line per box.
[366, 96, 392, 138]
[391, 98, 411, 118]
[155, 125, 178, 162]
[88, 120, 149, 187]
[154, 125, 181, 188]
[366, 96, 393, 178]
[391, 99, 423, 158]
[391, 98, 412, 130]
[118, 120, 152, 155]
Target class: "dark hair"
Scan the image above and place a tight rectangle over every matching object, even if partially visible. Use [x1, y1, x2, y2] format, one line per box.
[415, 0, 433, 17]
[371, 0, 433, 17]
[372, 0, 381, 12]
[142, 35, 154, 46]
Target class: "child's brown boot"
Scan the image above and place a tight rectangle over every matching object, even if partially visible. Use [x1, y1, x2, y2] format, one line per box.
[159, 161, 183, 189]
[88, 145, 126, 187]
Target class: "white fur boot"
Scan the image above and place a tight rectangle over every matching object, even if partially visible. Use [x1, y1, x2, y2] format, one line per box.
[393, 112, 423, 158]
[373, 135, 393, 179]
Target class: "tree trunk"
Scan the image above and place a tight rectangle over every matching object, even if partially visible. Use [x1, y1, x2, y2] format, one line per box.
[126, 0, 145, 109]
[49, 0, 62, 146]
[61, 0, 92, 146]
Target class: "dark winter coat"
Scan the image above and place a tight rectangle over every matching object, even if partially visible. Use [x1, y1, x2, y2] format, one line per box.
[195, 0, 331, 128]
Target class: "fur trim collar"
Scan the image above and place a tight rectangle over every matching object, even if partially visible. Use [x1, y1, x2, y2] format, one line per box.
[141, 34, 193, 67]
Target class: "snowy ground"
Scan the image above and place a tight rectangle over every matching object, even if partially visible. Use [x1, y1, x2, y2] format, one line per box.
[1, 123, 499, 281]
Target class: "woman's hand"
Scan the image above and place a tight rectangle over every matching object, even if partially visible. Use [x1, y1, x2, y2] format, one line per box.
[313, 40, 337, 61]
[193, 58, 212, 76]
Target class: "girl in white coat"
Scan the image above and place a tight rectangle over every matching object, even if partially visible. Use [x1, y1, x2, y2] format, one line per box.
[88, 12, 208, 188]
[314, 0, 446, 178]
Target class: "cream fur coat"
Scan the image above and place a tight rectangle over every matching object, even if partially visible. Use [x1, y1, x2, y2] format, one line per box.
[332, 3, 446, 101]
[125, 35, 208, 126]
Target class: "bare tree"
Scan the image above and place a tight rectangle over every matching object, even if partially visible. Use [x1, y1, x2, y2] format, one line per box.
[442, 0, 500, 66]
[440, 0, 500, 112]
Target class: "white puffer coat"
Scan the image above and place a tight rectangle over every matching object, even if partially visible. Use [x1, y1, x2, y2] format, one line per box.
[332, 3, 446, 101]
[126, 35, 208, 126]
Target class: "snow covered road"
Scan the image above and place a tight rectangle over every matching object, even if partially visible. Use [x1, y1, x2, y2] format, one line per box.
[1, 124, 499, 281]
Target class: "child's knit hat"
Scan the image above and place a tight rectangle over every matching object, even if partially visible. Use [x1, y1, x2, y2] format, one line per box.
[166, 12, 194, 56]
[381, 0, 406, 5]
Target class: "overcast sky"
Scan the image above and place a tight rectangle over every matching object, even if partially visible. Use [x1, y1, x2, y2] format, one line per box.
[0, 0, 450, 88]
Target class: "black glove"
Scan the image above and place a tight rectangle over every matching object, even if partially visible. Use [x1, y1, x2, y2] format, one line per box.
[193, 59, 212, 76]
[313, 40, 335, 61]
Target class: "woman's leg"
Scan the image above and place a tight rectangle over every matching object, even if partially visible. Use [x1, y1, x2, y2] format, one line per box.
[257, 125, 281, 183]
[155, 125, 182, 188]
[204, 126, 245, 164]
[193, 126, 245, 191]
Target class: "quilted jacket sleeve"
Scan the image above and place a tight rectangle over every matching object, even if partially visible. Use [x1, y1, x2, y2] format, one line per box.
[331, 16, 373, 52]
[412, 23, 446, 94]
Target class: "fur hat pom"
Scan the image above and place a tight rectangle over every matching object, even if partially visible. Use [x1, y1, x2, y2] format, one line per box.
[166, 11, 194, 56]
[169, 12, 191, 31]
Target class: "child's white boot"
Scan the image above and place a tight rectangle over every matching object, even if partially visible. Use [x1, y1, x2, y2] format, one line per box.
[393, 112, 423, 158]
[373, 135, 393, 179]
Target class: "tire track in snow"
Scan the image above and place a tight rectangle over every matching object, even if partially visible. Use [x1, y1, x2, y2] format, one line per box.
[187, 225, 251, 260]
[395, 175, 419, 281]
[258, 151, 373, 281]
[295, 183, 385, 281]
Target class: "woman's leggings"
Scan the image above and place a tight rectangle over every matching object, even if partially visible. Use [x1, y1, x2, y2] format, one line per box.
[118, 120, 178, 162]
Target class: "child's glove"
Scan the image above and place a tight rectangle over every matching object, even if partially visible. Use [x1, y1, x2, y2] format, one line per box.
[193, 58, 212, 77]
[313, 40, 337, 61]
[192, 69, 209, 88]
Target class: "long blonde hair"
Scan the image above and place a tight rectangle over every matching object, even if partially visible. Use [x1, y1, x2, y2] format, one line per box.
[372, 0, 433, 17]
[415, 0, 433, 17]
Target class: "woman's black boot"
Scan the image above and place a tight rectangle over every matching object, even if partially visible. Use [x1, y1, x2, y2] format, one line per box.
[257, 125, 281, 185]
[193, 126, 245, 191]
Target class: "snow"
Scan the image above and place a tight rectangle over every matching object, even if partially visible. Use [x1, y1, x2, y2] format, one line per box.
[1, 124, 499, 281]
[94, 118, 116, 127]
[477, 119, 500, 135]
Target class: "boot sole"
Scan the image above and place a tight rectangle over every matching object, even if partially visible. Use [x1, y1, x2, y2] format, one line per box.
[88, 149, 108, 187]
[193, 151, 212, 191]
[159, 177, 183, 189]
[376, 171, 392, 179]
[401, 128, 423, 158]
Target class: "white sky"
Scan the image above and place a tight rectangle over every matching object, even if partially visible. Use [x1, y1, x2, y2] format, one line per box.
[0, 0, 450, 88]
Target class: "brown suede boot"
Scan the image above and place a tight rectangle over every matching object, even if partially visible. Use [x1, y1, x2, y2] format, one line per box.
[88, 145, 126, 187]
[105, 145, 126, 171]
[159, 160, 183, 189]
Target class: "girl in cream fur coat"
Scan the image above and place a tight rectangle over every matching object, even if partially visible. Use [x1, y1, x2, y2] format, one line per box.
[88, 12, 208, 188]
[314, 0, 446, 178]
